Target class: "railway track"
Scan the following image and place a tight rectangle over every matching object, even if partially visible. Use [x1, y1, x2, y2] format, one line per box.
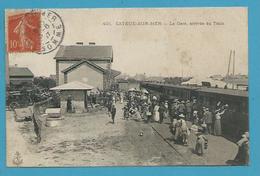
[151, 126, 191, 165]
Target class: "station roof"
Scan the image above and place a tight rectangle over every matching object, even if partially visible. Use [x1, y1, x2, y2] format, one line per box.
[54, 45, 113, 61]
[141, 82, 248, 98]
[50, 81, 94, 90]
[142, 82, 199, 90]
[61, 60, 120, 77]
[9, 67, 34, 77]
[197, 87, 248, 98]
[61, 60, 106, 73]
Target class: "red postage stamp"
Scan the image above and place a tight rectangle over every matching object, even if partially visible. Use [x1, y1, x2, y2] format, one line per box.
[7, 11, 41, 53]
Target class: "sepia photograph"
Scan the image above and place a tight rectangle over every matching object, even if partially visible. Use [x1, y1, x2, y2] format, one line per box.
[5, 8, 248, 167]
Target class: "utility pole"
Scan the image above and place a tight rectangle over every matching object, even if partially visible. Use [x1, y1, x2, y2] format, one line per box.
[227, 50, 232, 77]
[232, 50, 236, 89]
[232, 50, 235, 76]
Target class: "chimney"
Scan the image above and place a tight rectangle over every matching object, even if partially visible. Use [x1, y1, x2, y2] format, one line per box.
[76, 42, 84, 45]
[89, 42, 96, 45]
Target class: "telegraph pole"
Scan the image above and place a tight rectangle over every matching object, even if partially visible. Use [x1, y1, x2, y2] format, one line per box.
[232, 50, 236, 89]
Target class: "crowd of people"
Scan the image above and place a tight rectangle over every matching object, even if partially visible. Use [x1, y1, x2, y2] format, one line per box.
[119, 89, 230, 136]
[118, 91, 221, 150]
[26, 83, 249, 165]
[91, 88, 249, 165]
[62, 86, 249, 165]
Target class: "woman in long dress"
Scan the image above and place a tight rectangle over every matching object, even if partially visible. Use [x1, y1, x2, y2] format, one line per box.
[195, 133, 208, 156]
[153, 104, 160, 122]
[234, 132, 249, 165]
[214, 108, 225, 136]
[134, 107, 142, 121]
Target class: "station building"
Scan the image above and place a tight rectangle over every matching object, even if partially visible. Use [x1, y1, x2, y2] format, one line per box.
[54, 42, 120, 90]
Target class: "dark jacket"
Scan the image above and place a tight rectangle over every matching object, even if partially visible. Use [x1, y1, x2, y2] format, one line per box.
[178, 103, 185, 113]
[186, 102, 192, 113]
[204, 111, 213, 124]
[111, 106, 116, 116]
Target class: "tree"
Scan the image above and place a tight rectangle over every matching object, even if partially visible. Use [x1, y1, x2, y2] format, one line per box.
[33, 77, 56, 89]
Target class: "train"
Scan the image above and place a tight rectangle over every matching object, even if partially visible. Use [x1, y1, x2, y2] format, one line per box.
[140, 81, 249, 141]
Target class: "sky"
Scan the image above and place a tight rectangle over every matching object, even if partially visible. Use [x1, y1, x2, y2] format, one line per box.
[8, 8, 248, 78]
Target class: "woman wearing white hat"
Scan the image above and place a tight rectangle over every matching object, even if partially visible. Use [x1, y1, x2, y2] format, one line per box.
[174, 114, 184, 141]
[234, 132, 249, 165]
[174, 114, 189, 145]
[195, 132, 208, 156]
[192, 110, 199, 125]
[214, 106, 226, 136]
[153, 103, 160, 122]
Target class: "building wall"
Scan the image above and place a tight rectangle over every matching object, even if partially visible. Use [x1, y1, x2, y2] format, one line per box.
[57, 60, 78, 85]
[66, 63, 104, 90]
[60, 90, 86, 114]
[57, 60, 110, 85]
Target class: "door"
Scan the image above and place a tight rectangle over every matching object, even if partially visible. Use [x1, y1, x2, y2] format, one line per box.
[84, 90, 88, 109]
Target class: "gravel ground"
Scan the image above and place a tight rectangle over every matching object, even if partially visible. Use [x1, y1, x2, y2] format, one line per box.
[6, 103, 238, 167]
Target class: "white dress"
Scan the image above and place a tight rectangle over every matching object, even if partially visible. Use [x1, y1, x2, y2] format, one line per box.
[153, 105, 160, 122]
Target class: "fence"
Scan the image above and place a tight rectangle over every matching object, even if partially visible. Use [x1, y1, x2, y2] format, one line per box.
[31, 98, 53, 143]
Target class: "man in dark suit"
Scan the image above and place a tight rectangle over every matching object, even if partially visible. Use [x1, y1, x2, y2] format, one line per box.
[111, 104, 116, 124]
[204, 108, 213, 134]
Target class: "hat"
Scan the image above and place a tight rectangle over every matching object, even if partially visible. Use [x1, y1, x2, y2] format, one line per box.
[190, 124, 199, 132]
[244, 132, 249, 138]
[186, 100, 190, 103]
[179, 114, 185, 118]
[181, 100, 185, 103]
[193, 110, 198, 114]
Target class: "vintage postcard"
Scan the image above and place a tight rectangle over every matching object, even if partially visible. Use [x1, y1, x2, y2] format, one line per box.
[5, 8, 248, 167]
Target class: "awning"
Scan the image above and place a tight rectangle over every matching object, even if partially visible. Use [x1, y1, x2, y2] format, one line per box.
[50, 81, 94, 90]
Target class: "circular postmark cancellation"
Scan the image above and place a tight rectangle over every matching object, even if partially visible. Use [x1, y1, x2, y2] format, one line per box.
[39, 10, 65, 54]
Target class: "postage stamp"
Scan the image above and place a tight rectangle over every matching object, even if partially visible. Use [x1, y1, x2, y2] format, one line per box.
[6, 10, 65, 54]
[7, 11, 41, 53]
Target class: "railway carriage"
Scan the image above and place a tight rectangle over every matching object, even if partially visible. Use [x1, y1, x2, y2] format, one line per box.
[140, 81, 249, 140]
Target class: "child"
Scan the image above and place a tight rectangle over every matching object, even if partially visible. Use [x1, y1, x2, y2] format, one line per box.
[169, 118, 178, 135]
[123, 106, 129, 120]
[195, 131, 208, 156]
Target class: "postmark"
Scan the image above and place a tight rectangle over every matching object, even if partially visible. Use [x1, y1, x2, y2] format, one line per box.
[39, 10, 65, 54]
[7, 11, 41, 53]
